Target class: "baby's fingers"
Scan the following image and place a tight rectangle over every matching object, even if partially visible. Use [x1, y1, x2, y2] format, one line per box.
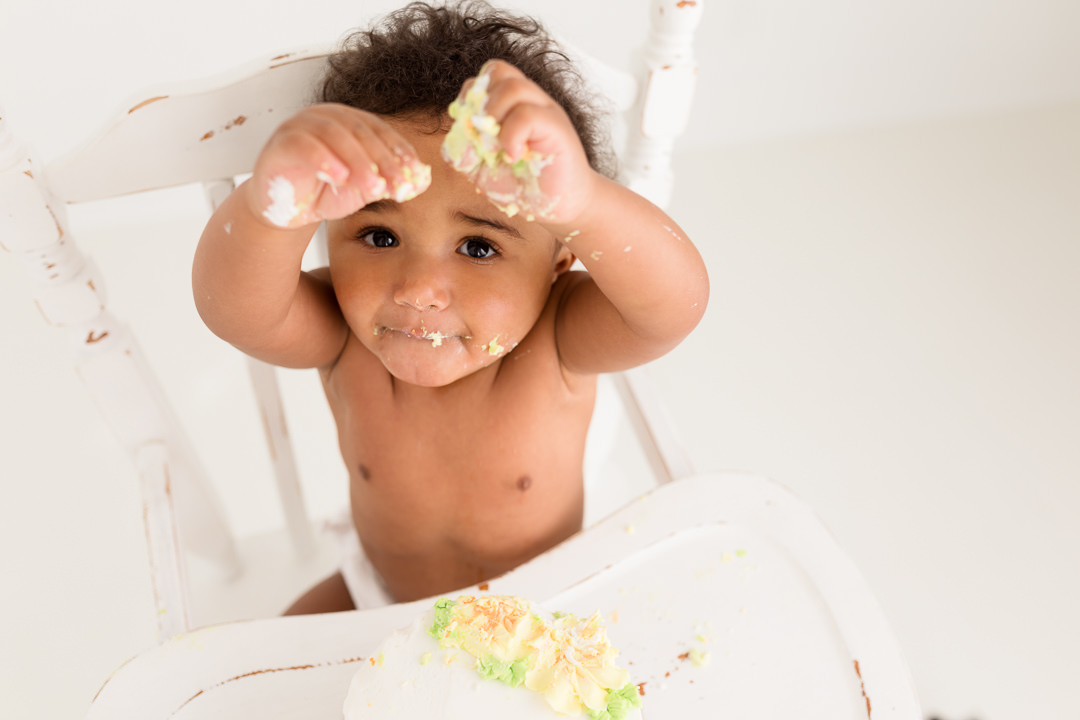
[250, 127, 351, 228]
[358, 117, 432, 202]
[309, 106, 430, 205]
[253, 106, 431, 227]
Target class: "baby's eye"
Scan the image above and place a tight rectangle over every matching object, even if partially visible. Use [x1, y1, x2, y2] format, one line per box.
[458, 238, 498, 260]
[358, 228, 398, 248]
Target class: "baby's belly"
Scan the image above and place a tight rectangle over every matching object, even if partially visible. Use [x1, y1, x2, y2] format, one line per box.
[348, 463, 584, 603]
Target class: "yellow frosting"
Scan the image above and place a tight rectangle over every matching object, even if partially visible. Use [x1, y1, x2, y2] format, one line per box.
[442, 69, 557, 221]
[430, 595, 639, 717]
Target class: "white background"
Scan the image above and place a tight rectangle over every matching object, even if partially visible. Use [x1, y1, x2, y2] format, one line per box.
[2, 1, 1079, 719]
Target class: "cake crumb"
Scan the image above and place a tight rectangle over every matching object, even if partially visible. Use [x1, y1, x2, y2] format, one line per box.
[315, 170, 339, 194]
[689, 648, 711, 667]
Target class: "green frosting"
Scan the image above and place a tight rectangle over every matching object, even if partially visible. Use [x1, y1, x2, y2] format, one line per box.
[587, 683, 643, 720]
[475, 655, 530, 688]
[428, 598, 458, 639]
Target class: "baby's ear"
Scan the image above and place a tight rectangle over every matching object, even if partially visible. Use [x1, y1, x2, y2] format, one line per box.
[553, 243, 575, 280]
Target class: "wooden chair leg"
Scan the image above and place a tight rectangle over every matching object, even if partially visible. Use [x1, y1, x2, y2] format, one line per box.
[612, 366, 694, 484]
[2, 127, 240, 637]
[136, 442, 191, 639]
[203, 178, 315, 560]
[246, 356, 315, 557]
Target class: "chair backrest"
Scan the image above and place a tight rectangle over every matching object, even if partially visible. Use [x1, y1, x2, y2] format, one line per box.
[0, 0, 705, 640]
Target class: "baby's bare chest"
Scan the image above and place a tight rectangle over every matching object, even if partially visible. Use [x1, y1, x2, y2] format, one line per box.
[321, 352, 596, 549]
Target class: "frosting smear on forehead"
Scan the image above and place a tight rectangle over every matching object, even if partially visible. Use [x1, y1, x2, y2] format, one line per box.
[343, 595, 643, 719]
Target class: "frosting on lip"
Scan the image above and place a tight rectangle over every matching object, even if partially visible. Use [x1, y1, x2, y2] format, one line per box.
[375, 325, 470, 347]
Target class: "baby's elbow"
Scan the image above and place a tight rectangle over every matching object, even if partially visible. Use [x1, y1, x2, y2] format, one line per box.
[677, 266, 710, 339]
[640, 270, 709, 357]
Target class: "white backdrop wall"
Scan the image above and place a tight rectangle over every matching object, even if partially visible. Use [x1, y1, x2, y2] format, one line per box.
[2, 2, 1079, 720]
[3, 0, 1080, 159]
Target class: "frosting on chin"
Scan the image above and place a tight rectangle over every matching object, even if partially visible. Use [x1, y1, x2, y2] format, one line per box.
[343, 596, 643, 719]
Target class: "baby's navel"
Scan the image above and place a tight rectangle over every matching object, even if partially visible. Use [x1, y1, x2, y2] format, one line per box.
[358, 464, 372, 482]
[516, 475, 532, 492]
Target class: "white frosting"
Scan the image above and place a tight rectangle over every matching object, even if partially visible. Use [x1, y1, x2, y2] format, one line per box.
[262, 175, 299, 227]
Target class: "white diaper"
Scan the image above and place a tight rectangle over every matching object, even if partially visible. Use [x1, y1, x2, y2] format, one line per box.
[329, 515, 396, 610]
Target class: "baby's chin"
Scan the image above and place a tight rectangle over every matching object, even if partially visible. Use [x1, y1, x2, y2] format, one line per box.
[377, 348, 497, 388]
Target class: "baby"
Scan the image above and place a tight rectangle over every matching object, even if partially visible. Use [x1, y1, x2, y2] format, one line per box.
[192, 0, 708, 613]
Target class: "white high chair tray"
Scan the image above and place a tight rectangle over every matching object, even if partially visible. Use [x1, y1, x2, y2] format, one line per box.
[86, 473, 918, 719]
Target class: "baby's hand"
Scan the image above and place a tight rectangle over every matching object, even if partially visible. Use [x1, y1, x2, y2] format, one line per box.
[245, 104, 431, 229]
[442, 60, 596, 225]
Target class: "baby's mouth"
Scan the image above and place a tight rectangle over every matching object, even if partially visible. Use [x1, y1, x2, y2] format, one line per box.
[374, 325, 470, 348]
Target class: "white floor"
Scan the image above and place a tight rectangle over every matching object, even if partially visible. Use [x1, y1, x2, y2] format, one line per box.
[3, 101, 1079, 720]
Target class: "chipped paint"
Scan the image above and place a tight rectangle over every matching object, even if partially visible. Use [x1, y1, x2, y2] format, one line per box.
[171, 657, 366, 716]
[853, 660, 872, 718]
[269, 55, 318, 70]
[46, 205, 65, 239]
[202, 116, 248, 142]
[128, 96, 168, 114]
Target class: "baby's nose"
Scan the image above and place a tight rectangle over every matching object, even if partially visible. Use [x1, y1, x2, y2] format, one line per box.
[393, 262, 450, 312]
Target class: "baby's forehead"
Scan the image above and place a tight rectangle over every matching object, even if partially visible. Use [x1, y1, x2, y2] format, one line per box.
[334, 188, 554, 244]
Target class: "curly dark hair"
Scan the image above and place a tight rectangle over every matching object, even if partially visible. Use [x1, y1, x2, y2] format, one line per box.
[320, 0, 616, 178]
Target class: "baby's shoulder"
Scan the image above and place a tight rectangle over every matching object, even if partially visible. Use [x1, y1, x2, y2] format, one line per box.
[507, 270, 595, 388]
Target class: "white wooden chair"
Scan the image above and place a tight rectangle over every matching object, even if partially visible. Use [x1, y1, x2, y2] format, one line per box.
[0, 0, 703, 641]
[1, 2, 923, 716]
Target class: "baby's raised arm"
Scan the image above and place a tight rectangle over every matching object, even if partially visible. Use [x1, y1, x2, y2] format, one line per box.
[464, 61, 709, 374]
[550, 176, 709, 374]
[192, 105, 431, 369]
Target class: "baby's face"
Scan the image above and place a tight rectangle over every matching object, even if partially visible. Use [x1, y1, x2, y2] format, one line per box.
[326, 117, 573, 387]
